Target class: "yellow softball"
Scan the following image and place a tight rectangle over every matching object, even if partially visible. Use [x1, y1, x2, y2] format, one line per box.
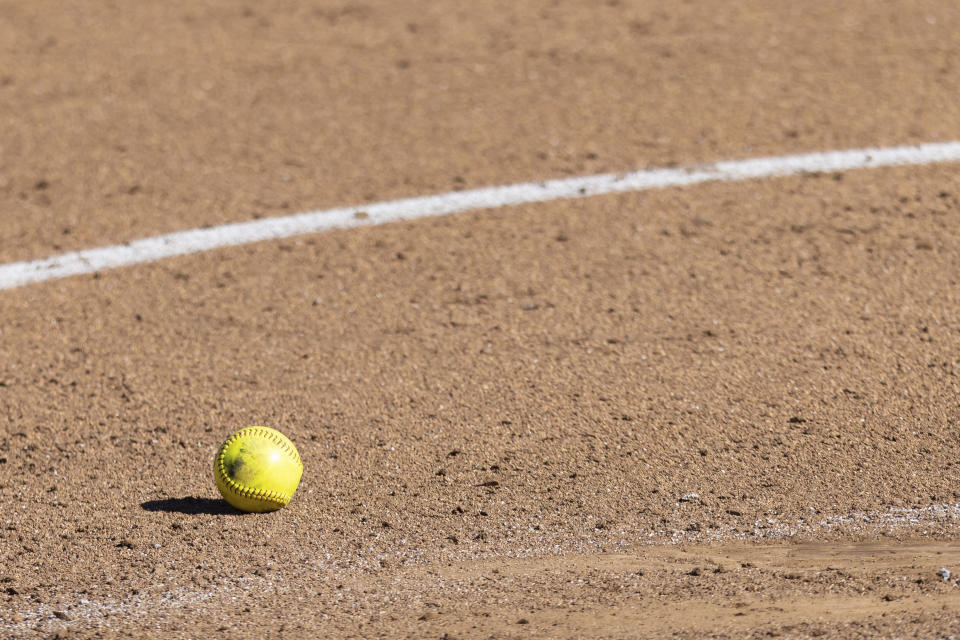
[214, 426, 303, 513]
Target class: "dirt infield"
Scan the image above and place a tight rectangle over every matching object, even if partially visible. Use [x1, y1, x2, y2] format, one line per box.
[2, 1, 960, 638]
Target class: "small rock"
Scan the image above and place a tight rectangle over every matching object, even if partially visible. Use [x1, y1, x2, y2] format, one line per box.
[679, 493, 700, 503]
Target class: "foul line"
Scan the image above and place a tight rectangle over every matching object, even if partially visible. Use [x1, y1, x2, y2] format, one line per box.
[3, 141, 960, 291]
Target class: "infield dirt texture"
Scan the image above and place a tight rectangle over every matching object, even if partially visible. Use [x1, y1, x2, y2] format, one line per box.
[2, 2, 960, 638]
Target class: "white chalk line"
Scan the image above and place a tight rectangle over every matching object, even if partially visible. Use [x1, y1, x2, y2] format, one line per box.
[2, 141, 960, 291]
[3, 501, 959, 636]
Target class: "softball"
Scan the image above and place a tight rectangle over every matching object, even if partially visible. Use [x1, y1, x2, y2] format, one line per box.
[214, 426, 303, 513]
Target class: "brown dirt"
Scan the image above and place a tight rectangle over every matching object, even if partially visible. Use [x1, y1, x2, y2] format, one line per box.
[2, 1, 960, 638]
[3, 0, 960, 265]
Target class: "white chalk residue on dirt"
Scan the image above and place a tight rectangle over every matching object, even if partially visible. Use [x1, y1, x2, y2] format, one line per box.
[3, 502, 959, 636]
